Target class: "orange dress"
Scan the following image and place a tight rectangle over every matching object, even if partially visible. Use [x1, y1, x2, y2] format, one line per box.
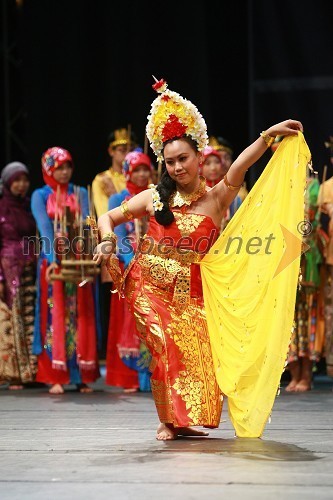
[124, 212, 222, 428]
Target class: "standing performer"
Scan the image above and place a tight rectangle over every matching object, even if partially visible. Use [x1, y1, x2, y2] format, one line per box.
[286, 174, 325, 391]
[202, 145, 242, 230]
[31, 147, 99, 394]
[94, 78, 309, 440]
[318, 136, 333, 378]
[106, 150, 153, 392]
[92, 128, 135, 360]
[0, 162, 37, 389]
[209, 134, 248, 201]
[201, 146, 224, 187]
[92, 128, 137, 218]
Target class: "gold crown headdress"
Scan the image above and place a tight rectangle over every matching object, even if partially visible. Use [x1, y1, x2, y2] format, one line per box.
[109, 128, 131, 148]
[146, 78, 208, 161]
[208, 136, 233, 155]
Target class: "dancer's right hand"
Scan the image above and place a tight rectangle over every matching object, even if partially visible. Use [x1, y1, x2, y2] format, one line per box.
[93, 241, 116, 266]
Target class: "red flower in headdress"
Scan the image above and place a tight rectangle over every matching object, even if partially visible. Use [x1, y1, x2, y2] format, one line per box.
[152, 79, 166, 91]
[162, 115, 187, 143]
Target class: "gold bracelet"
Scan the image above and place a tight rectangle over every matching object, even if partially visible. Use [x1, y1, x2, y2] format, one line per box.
[260, 131, 275, 148]
[120, 200, 134, 220]
[101, 231, 117, 243]
[223, 175, 243, 191]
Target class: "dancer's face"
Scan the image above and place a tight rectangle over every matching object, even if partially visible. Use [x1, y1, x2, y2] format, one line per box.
[163, 139, 201, 187]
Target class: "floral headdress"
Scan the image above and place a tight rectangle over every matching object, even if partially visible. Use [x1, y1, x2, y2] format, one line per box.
[146, 78, 208, 161]
[202, 146, 221, 162]
[41, 147, 73, 177]
[41, 146, 73, 190]
[122, 149, 153, 180]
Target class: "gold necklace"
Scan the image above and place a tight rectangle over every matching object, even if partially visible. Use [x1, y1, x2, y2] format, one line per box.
[170, 176, 207, 208]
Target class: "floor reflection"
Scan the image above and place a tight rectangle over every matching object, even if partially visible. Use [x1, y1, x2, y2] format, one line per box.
[161, 437, 321, 462]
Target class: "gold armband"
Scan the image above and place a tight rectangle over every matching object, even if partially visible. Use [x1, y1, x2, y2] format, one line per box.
[101, 231, 117, 244]
[223, 175, 243, 191]
[260, 131, 275, 148]
[120, 200, 134, 220]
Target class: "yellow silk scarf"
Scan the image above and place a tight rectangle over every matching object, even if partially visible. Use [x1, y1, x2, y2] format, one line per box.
[200, 132, 311, 437]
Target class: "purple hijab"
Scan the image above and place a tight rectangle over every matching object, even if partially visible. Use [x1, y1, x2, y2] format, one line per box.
[0, 162, 36, 239]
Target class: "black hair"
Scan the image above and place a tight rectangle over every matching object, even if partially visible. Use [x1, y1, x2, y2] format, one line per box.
[216, 136, 233, 155]
[154, 135, 198, 226]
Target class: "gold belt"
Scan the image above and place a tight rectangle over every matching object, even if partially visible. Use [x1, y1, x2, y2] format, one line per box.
[139, 236, 203, 265]
[138, 236, 203, 313]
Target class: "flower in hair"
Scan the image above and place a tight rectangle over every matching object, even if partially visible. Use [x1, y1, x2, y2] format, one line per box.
[149, 184, 163, 212]
[146, 78, 208, 161]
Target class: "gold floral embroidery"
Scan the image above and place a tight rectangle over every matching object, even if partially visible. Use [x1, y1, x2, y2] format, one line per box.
[148, 323, 165, 355]
[133, 292, 165, 355]
[167, 303, 221, 426]
[150, 378, 175, 424]
[134, 293, 151, 315]
[124, 276, 136, 303]
[138, 254, 193, 314]
[139, 254, 182, 288]
[173, 212, 205, 237]
[133, 292, 152, 341]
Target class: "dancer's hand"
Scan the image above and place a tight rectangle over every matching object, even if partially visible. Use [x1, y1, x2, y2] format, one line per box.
[265, 119, 303, 137]
[93, 241, 116, 266]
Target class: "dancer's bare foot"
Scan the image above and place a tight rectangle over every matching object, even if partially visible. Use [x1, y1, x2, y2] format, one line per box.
[77, 383, 93, 393]
[49, 384, 64, 394]
[295, 379, 311, 392]
[177, 427, 209, 437]
[124, 387, 138, 393]
[285, 380, 299, 392]
[9, 384, 24, 390]
[156, 423, 209, 440]
[156, 423, 177, 441]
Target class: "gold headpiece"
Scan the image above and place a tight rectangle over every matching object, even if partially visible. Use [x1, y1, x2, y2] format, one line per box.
[208, 136, 233, 155]
[146, 78, 208, 161]
[109, 128, 131, 148]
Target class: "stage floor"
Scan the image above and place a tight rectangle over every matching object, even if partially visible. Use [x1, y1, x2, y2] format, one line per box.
[0, 376, 332, 500]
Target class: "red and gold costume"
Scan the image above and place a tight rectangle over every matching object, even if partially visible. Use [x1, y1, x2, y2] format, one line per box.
[124, 198, 222, 427]
[113, 78, 311, 437]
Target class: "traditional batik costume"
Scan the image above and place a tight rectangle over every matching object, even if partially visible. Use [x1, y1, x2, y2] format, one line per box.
[0, 162, 37, 385]
[288, 176, 325, 364]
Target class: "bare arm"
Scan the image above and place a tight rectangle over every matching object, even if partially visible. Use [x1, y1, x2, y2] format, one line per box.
[213, 119, 303, 212]
[93, 188, 153, 264]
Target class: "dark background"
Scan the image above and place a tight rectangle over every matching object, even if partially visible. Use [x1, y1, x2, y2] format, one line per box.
[1, 0, 333, 191]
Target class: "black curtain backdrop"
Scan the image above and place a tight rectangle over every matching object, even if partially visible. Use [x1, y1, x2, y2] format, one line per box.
[1, 0, 332, 191]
